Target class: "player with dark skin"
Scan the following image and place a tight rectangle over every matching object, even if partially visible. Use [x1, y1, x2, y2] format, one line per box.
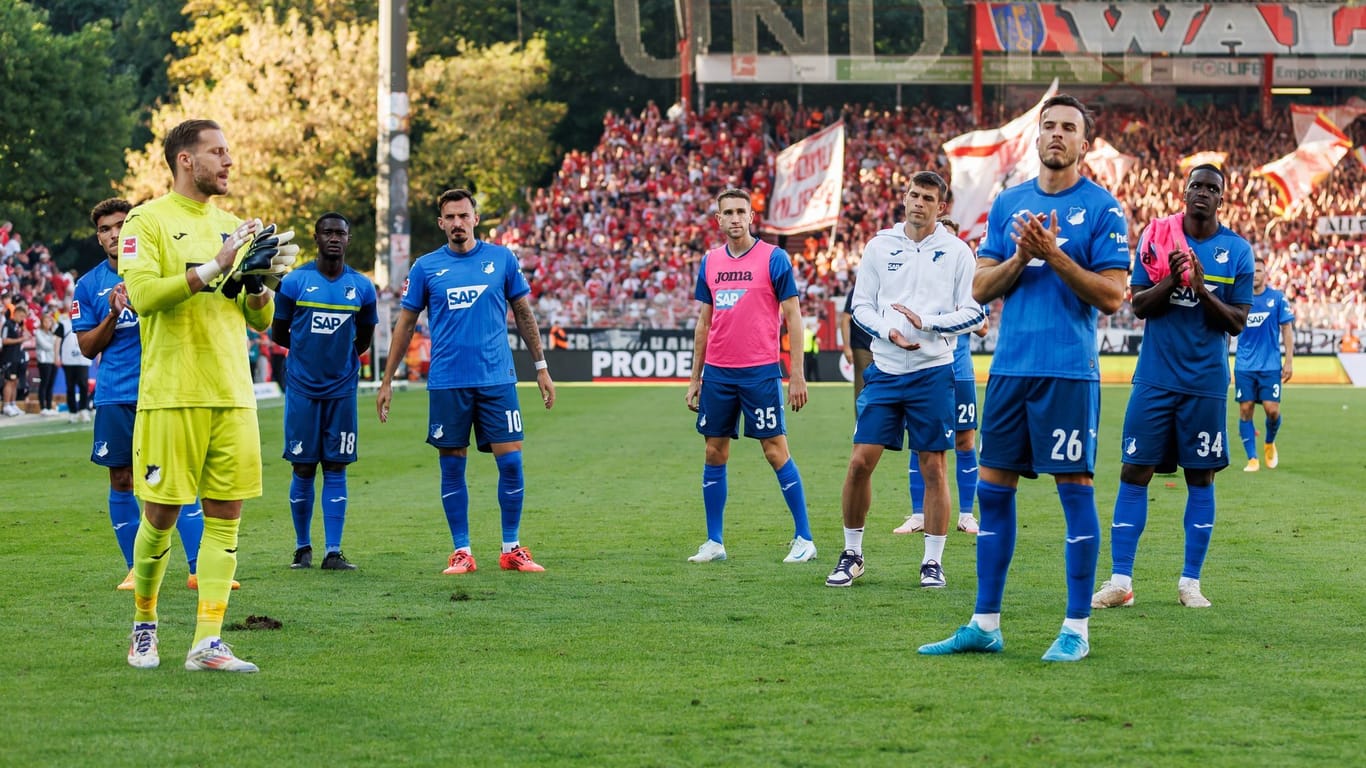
[270, 216, 375, 485]
[1122, 166, 1248, 491]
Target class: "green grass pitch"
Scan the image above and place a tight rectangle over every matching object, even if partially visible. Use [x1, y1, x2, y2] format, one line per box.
[2, 383, 1363, 766]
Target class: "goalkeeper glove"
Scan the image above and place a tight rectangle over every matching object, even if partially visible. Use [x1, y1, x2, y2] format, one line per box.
[221, 273, 266, 300]
[237, 223, 298, 288]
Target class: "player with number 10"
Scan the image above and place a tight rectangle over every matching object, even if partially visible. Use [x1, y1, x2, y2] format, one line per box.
[377, 188, 555, 575]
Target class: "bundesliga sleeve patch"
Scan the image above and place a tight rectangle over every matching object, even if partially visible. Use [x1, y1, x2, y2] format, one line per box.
[400, 277, 410, 298]
[71, 300, 82, 319]
[121, 236, 138, 260]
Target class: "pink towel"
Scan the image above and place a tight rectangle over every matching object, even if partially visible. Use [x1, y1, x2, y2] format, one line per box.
[1136, 213, 1191, 286]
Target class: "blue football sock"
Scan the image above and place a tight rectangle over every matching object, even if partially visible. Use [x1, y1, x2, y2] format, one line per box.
[1109, 481, 1148, 577]
[1238, 419, 1256, 460]
[439, 454, 470, 549]
[321, 470, 347, 553]
[974, 480, 1017, 615]
[108, 489, 141, 568]
[1182, 483, 1216, 580]
[176, 500, 204, 571]
[1265, 415, 1282, 445]
[702, 463, 727, 544]
[907, 451, 924, 514]
[1059, 482, 1101, 620]
[955, 448, 978, 515]
[289, 472, 316, 548]
[495, 451, 525, 545]
[774, 458, 812, 540]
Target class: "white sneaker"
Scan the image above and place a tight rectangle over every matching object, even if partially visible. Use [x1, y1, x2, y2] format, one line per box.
[127, 622, 159, 669]
[1178, 580, 1212, 608]
[2, 404, 19, 417]
[957, 515, 980, 534]
[80, 410, 91, 422]
[185, 636, 259, 672]
[919, 560, 946, 588]
[687, 540, 727, 563]
[783, 537, 817, 563]
[893, 514, 924, 534]
[1092, 580, 1135, 608]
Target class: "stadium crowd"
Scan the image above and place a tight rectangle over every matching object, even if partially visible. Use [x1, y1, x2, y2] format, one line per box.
[3, 97, 1362, 415]
[491, 99, 1365, 334]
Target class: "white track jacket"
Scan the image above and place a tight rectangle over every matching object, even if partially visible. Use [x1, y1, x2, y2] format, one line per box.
[852, 222, 984, 375]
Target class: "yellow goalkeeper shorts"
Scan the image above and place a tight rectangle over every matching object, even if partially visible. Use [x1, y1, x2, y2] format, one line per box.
[133, 407, 262, 505]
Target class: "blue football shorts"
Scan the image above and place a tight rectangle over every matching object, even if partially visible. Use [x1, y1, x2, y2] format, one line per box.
[954, 378, 979, 431]
[92, 402, 136, 468]
[1234, 369, 1282, 404]
[853, 363, 954, 451]
[283, 388, 360, 464]
[979, 375, 1100, 478]
[1120, 382, 1230, 471]
[696, 375, 787, 440]
[427, 384, 523, 452]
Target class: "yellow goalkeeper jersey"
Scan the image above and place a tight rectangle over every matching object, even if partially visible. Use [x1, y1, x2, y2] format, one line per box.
[119, 191, 273, 410]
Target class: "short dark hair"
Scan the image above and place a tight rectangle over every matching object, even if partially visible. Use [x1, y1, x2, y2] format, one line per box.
[90, 198, 132, 227]
[909, 171, 948, 201]
[1040, 94, 1095, 141]
[316, 211, 350, 230]
[1188, 163, 1226, 187]
[163, 119, 222, 173]
[716, 188, 752, 208]
[438, 188, 477, 212]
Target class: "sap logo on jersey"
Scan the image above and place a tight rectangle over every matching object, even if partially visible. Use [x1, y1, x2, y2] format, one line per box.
[1169, 284, 1200, 308]
[115, 307, 139, 331]
[447, 285, 487, 309]
[1246, 310, 1270, 328]
[714, 289, 746, 309]
[310, 312, 351, 334]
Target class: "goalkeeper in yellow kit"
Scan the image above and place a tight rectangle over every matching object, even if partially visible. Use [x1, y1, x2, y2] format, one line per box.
[120, 118, 297, 672]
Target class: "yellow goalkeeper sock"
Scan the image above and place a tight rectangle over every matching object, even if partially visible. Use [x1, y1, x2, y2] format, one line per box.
[132, 515, 174, 623]
[192, 516, 240, 645]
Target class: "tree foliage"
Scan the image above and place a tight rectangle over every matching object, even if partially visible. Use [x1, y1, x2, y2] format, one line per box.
[412, 0, 671, 151]
[409, 38, 567, 231]
[122, 6, 381, 266]
[121, 3, 565, 271]
[0, 1, 136, 243]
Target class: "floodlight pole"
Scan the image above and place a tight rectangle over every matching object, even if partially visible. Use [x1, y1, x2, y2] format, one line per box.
[376, 0, 410, 291]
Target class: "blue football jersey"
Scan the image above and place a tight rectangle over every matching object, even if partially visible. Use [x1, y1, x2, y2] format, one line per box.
[1236, 287, 1294, 372]
[71, 261, 141, 406]
[979, 177, 1131, 380]
[952, 331, 974, 382]
[1132, 224, 1254, 397]
[402, 240, 530, 389]
[275, 262, 379, 399]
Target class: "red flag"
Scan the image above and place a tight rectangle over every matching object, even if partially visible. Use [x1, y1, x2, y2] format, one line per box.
[943, 80, 1059, 241]
[1254, 112, 1352, 216]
